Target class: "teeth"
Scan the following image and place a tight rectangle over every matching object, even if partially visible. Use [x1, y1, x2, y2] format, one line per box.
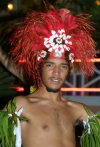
[50, 78, 60, 82]
[53, 79, 59, 82]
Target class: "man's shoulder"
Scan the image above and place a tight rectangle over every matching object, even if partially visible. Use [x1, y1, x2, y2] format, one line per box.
[14, 95, 28, 111]
[15, 93, 42, 106]
[65, 99, 84, 109]
[65, 99, 88, 121]
[15, 93, 37, 103]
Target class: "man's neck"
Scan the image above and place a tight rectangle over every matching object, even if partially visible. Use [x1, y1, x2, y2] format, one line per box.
[34, 86, 62, 103]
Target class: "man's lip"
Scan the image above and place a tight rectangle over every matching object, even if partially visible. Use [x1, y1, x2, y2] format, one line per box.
[50, 77, 62, 82]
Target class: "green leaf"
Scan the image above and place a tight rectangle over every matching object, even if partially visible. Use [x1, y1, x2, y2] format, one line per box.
[80, 106, 100, 147]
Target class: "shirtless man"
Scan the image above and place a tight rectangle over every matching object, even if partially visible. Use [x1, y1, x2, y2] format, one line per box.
[16, 58, 88, 147]
[2, 8, 96, 147]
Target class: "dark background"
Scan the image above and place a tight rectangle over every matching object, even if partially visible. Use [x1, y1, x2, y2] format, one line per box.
[0, 0, 100, 109]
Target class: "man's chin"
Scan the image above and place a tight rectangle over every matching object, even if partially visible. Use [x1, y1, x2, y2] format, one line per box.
[46, 86, 60, 93]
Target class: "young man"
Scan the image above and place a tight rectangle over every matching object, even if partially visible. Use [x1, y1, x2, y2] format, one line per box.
[1, 9, 99, 147]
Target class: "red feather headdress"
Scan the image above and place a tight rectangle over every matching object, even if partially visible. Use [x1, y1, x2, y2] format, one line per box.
[10, 9, 96, 87]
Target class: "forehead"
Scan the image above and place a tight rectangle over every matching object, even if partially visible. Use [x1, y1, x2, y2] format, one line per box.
[44, 58, 68, 64]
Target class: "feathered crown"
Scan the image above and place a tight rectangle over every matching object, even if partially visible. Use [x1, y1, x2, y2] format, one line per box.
[10, 9, 96, 87]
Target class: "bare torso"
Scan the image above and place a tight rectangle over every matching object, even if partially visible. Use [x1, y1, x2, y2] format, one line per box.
[16, 95, 87, 147]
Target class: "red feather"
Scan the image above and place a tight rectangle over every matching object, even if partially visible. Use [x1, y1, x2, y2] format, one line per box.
[10, 9, 96, 87]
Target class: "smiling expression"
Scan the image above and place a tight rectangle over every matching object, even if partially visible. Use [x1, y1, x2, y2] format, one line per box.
[41, 58, 69, 92]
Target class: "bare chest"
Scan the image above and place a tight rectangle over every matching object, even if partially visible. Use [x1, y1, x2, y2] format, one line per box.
[22, 102, 75, 132]
[21, 102, 76, 147]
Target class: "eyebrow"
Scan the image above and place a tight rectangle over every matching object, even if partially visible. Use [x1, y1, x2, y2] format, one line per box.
[44, 61, 68, 65]
[61, 63, 68, 65]
[44, 61, 54, 64]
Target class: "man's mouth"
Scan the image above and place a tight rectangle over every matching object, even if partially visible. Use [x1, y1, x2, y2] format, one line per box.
[50, 77, 62, 83]
[53, 79, 59, 82]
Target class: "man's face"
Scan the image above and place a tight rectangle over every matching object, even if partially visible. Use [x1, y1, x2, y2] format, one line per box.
[41, 58, 69, 92]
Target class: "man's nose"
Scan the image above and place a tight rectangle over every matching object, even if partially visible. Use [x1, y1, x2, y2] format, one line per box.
[53, 66, 60, 75]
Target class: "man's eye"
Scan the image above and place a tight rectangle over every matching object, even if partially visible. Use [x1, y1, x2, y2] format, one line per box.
[46, 63, 53, 67]
[61, 65, 68, 69]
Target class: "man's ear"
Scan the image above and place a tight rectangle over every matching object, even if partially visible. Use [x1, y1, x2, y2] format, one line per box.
[70, 62, 81, 74]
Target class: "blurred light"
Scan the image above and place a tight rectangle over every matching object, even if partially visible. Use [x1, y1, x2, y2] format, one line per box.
[16, 87, 25, 92]
[19, 59, 26, 63]
[61, 88, 100, 92]
[96, 0, 100, 5]
[7, 3, 14, 11]
[18, 58, 100, 63]
[10, 86, 24, 92]
[75, 58, 100, 62]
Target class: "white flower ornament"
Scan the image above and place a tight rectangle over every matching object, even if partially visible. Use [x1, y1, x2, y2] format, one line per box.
[37, 50, 47, 61]
[69, 53, 75, 63]
[44, 29, 72, 57]
[37, 29, 74, 62]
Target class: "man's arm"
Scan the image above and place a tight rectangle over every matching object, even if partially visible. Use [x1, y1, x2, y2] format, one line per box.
[0, 46, 25, 83]
[0, 97, 26, 147]
[79, 104, 100, 147]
